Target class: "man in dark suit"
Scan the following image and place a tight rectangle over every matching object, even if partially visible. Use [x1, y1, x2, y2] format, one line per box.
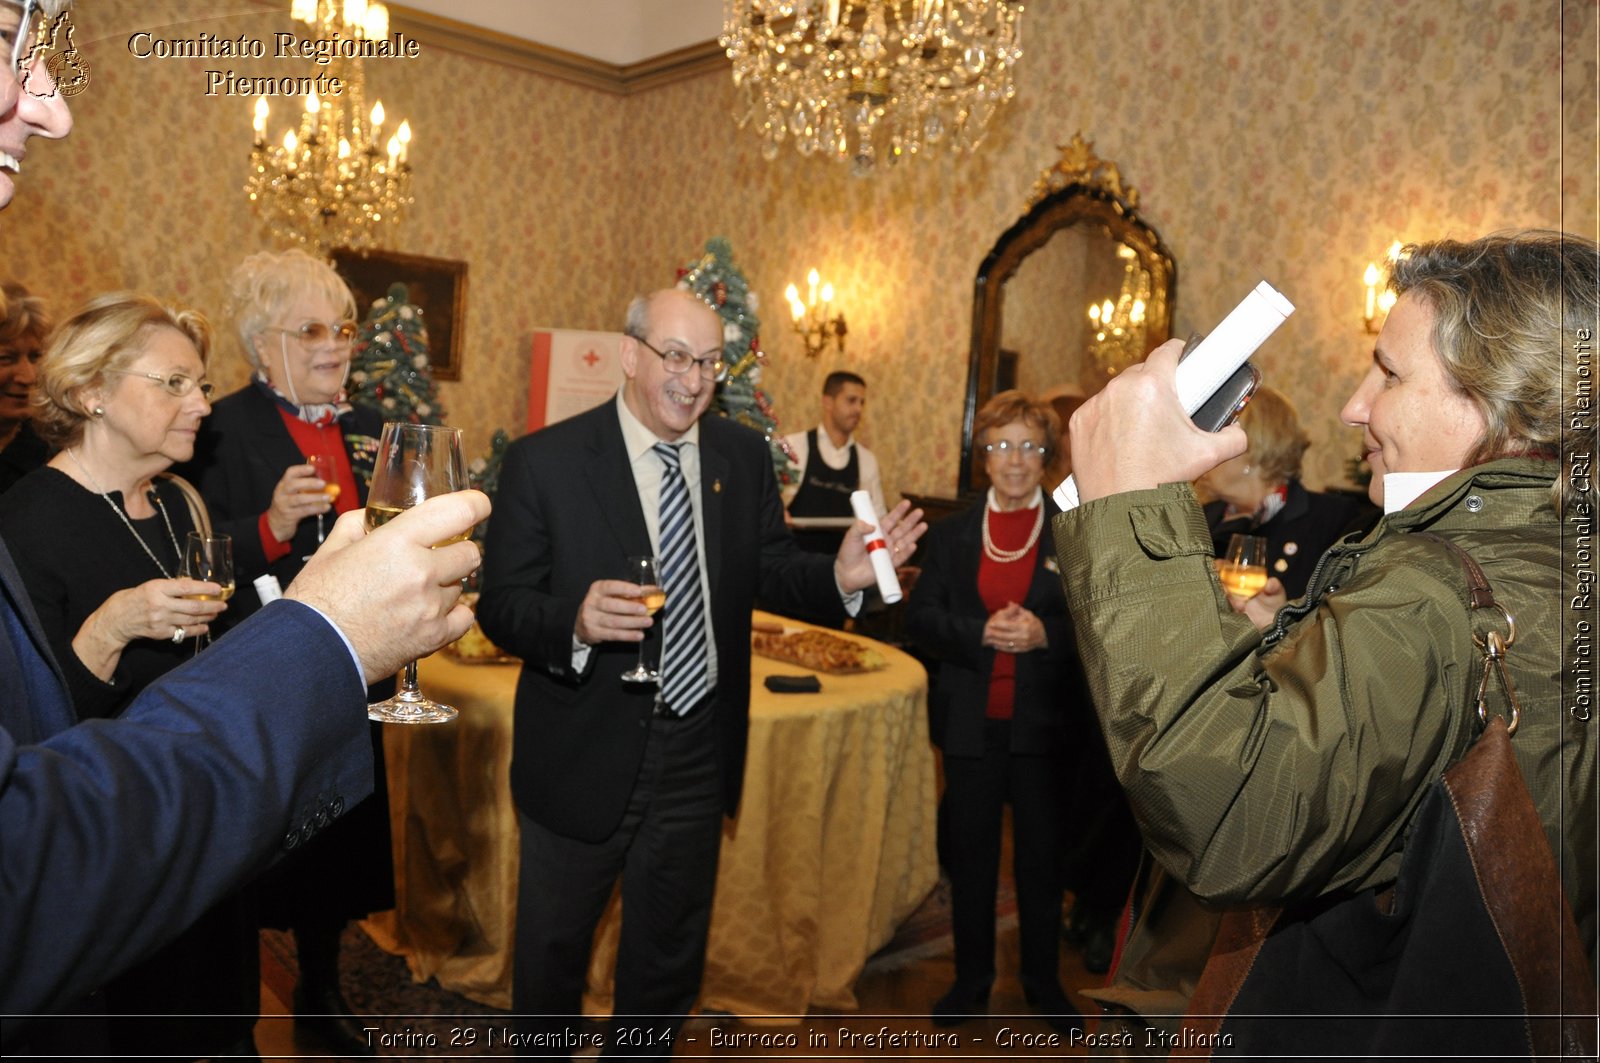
[477, 288, 924, 1052]
[0, 17, 488, 1028]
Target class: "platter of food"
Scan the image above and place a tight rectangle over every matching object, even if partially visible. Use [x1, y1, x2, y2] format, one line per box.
[751, 627, 888, 674]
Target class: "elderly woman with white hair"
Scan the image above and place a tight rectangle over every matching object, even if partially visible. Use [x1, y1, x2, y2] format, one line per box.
[179, 248, 390, 1058]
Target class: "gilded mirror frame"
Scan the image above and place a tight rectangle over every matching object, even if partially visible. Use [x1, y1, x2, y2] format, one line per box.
[959, 136, 1176, 496]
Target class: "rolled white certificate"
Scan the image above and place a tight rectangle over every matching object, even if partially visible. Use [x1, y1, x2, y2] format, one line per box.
[1052, 279, 1295, 512]
[849, 489, 903, 604]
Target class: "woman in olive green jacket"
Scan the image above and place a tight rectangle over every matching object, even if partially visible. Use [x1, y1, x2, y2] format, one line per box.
[1056, 232, 1596, 1028]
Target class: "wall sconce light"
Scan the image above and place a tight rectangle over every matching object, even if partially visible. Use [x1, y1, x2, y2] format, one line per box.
[1362, 241, 1403, 333]
[784, 269, 848, 358]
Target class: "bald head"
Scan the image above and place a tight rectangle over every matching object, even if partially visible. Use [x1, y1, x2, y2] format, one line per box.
[619, 289, 724, 442]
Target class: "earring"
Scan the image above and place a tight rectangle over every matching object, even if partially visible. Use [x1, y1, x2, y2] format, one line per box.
[92, 406, 105, 418]
[1242, 464, 1252, 475]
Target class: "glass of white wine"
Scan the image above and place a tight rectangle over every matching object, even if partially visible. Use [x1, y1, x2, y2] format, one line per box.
[365, 422, 468, 724]
[620, 555, 662, 684]
[180, 532, 234, 653]
[1218, 533, 1270, 599]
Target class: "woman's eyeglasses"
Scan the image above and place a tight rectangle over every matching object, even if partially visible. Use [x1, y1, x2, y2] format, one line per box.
[630, 334, 726, 381]
[104, 369, 216, 399]
[982, 439, 1048, 460]
[268, 321, 360, 347]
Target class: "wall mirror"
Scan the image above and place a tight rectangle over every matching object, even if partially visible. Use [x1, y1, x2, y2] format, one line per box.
[959, 134, 1176, 496]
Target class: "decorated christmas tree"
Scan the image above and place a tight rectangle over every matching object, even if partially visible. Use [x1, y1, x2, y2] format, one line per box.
[676, 237, 798, 488]
[348, 282, 447, 426]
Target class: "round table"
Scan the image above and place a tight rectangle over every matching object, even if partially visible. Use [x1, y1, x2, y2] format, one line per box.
[364, 612, 938, 1020]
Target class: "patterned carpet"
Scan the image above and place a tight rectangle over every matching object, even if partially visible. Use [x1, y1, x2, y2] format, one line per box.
[261, 926, 510, 1044]
[260, 873, 1010, 1042]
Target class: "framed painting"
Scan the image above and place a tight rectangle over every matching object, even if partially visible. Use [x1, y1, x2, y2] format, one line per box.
[331, 248, 468, 381]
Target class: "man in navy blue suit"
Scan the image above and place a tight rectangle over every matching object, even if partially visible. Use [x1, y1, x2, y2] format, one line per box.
[0, 5, 490, 1023]
[478, 287, 925, 1053]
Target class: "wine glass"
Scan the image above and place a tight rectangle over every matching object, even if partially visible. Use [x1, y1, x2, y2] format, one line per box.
[307, 453, 340, 544]
[1218, 533, 1270, 599]
[365, 422, 468, 724]
[620, 555, 662, 684]
[180, 532, 234, 653]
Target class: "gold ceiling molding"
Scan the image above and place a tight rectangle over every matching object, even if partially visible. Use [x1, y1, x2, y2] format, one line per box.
[388, 5, 725, 95]
[1027, 132, 1140, 209]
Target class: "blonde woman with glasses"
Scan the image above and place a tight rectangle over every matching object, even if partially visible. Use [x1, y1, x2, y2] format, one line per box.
[0, 291, 260, 1059]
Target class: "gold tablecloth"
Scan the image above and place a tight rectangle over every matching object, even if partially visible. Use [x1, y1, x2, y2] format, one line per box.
[365, 613, 938, 1019]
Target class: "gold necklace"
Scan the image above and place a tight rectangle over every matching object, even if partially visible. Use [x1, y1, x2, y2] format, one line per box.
[65, 449, 181, 579]
[982, 501, 1044, 564]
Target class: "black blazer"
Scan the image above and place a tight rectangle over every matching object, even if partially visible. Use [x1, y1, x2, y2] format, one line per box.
[476, 400, 843, 843]
[905, 498, 1083, 758]
[177, 383, 384, 622]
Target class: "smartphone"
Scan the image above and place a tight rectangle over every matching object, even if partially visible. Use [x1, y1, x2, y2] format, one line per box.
[1179, 333, 1261, 432]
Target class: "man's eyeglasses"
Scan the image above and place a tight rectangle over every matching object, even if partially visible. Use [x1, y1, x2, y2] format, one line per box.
[631, 334, 726, 381]
[982, 439, 1048, 460]
[267, 321, 360, 348]
[105, 369, 216, 400]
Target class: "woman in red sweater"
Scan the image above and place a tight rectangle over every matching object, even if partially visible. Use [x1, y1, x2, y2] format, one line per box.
[906, 390, 1084, 1032]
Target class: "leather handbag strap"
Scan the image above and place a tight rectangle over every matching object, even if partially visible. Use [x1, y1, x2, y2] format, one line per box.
[1413, 530, 1496, 608]
[1413, 530, 1522, 735]
[156, 472, 212, 541]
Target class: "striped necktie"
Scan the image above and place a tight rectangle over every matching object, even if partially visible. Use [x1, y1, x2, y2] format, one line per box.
[653, 442, 710, 714]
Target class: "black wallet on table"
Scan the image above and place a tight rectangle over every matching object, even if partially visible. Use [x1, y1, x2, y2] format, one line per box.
[764, 674, 822, 694]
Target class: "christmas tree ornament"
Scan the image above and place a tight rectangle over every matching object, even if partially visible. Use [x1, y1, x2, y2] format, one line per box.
[348, 282, 447, 426]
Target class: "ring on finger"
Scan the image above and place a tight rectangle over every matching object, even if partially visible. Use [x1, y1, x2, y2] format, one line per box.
[171, 625, 187, 644]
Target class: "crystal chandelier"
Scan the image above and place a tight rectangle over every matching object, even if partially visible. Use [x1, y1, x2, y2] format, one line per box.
[720, 1, 1025, 176]
[245, 0, 414, 251]
[1086, 245, 1152, 380]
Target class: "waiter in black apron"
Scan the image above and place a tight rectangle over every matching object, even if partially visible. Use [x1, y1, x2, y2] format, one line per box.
[782, 371, 886, 555]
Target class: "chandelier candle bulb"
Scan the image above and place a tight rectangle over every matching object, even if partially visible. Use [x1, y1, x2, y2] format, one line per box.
[850, 490, 903, 605]
[243, 0, 415, 249]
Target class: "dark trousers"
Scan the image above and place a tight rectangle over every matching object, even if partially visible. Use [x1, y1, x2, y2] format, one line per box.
[513, 703, 723, 1059]
[943, 719, 1066, 993]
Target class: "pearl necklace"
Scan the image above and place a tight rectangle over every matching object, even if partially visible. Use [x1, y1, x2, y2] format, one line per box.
[65, 449, 181, 579]
[982, 490, 1044, 564]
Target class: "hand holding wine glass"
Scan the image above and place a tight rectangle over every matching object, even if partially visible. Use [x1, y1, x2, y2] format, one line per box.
[365, 422, 468, 724]
[284, 493, 487, 686]
[180, 532, 235, 602]
[620, 555, 662, 684]
[307, 453, 340, 543]
[1217, 533, 1270, 600]
[180, 532, 234, 652]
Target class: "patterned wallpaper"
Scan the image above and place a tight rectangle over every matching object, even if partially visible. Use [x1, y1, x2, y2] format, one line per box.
[3, 0, 1593, 501]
